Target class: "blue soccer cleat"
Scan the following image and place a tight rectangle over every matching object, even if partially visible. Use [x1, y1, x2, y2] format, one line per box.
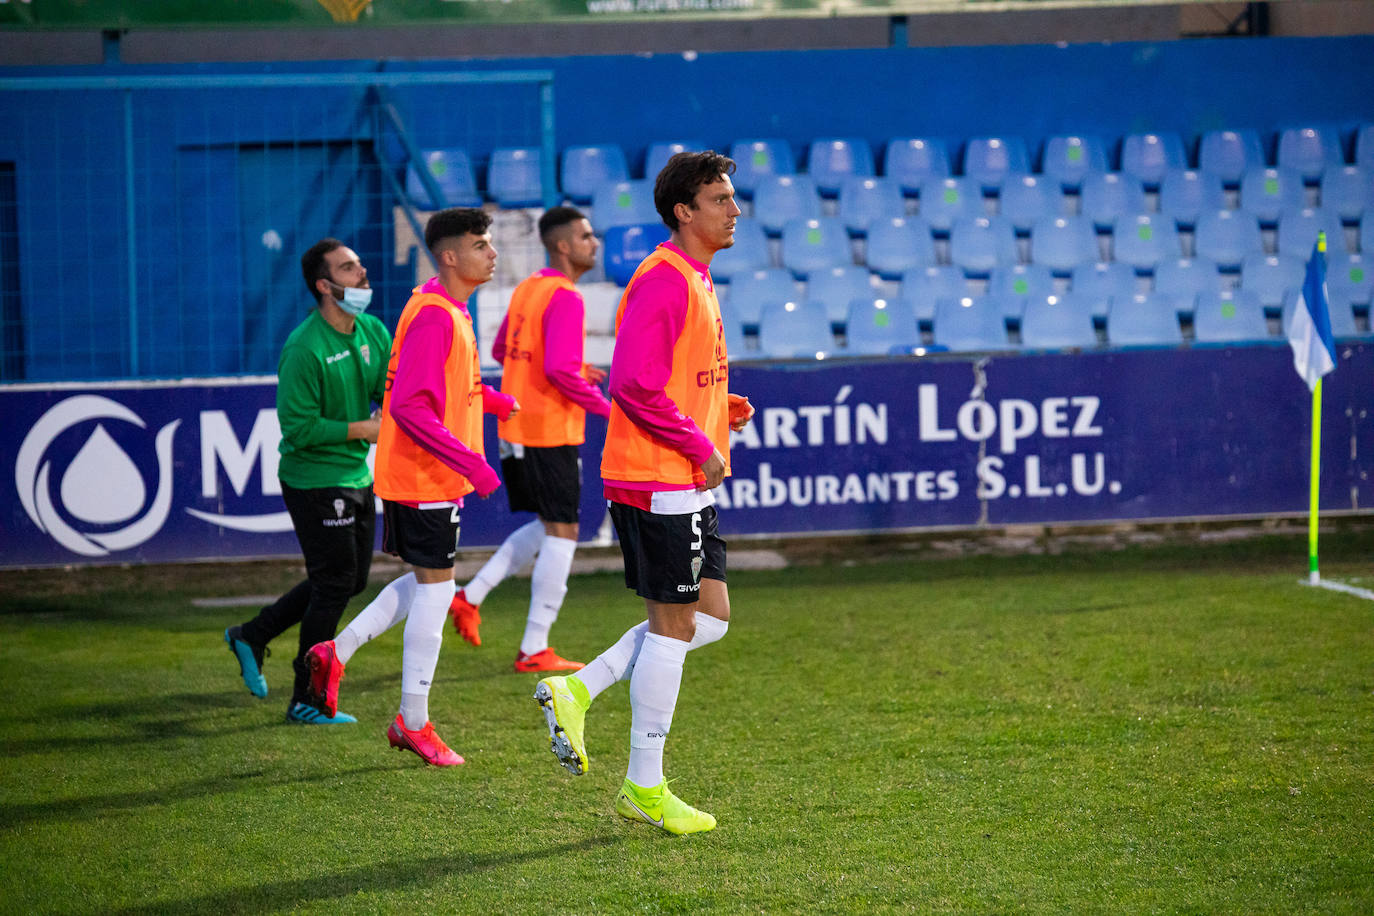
[225, 626, 268, 698]
[285, 701, 357, 725]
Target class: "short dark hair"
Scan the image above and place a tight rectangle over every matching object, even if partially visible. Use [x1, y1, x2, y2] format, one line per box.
[653, 151, 737, 231]
[538, 206, 587, 248]
[301, 237, 345, 304]
[424, 207, 493, 254]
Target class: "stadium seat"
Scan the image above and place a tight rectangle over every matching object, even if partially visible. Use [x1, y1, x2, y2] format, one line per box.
[865, 216, 937, 280]
[406, 148, 481, 208]
[989, 263, 1057, 318]
[1240, 253, 1304, 311]
[1362, 218, 1374, 256]
[727, 267, 799, 326]
[1070, 260, 1136, 319]
[1119, 132, 1188, 187]
[932, 296, 1012, 351]
[1357, 124, 1374, 171]
[963, 136, 1030, 191]
[917, 176, 983, 233]
[756, 299, 834, 359]
[560, 144, 629, 204]
[949, 215, 1018, 277]
[1193, 209, 1263, 270]
[1239, 166, 1307, 226]
[1080, 171, 1147, 231]
[487, 147, 545, 208]
[1019, 293, 1099, 349]
[1030, 215, 1100, 275]
[601, 222, 670, 286]
[806, 265, 876, 323]
[591, 179, 658, 230]
[1283, 286, 1363, 339]
[1154, 256, 1222, 317]
[1106, 293, 1185, 347]
[1277, 126, 1346, 182]
[1158, 169, 1227, 230]
[1192, 289, 1271, 344]
[838, 176, 906, 236]
[1197, 129, 1266, 187]
[1319, 164, 1371, 223]
[1112, 213, 1182, 272]
[1326, 252, 1373, 305]
[1276, 207, 1348, 259]
[780, 217, 852, 278]
[719, 306, 754, 361]
[883, 137, 951, 193]
[899, 265, 969, 323]
[753, 174, 823, 235]
[1039, 135, 1108, 191]
[844, 297, 921, 355]
[645, 139, 708, 179]
[998, 174, 1065, 233]
[710, 218, 771, 277]
[729, 138, 796, 197]
[806, 138, 876, 197]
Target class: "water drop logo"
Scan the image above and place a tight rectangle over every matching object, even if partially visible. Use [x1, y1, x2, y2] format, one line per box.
[15, 395, 180, 557]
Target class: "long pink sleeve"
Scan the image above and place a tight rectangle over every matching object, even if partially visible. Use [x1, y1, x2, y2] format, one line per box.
[388, 306, 500, 497]
[490, 313, 509, 365]
[608, 262, 714, 467]
[543, 287, 612, 418]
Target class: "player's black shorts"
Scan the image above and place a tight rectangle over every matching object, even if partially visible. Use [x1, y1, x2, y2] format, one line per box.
[609, 502, 726, 604]
[381, 500, 461, 570]
[500, 442, 581, 524]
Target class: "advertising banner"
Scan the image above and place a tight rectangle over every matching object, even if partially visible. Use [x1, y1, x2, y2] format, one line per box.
[2, 344, 1370, 568]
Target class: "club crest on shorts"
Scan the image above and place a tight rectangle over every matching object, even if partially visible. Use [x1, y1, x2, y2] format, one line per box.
[691, 555, 703, 582]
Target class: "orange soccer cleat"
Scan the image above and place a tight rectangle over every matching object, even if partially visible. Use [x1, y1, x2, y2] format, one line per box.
[386, 714, 465, 766]
[514, 647, 585, 673]
[449, 589, 482, 646]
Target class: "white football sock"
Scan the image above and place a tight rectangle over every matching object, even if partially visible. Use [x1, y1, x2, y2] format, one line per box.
[334, 572, 416, 665]
[464, 520, 543, 606]
[399, 579, 455, 730]
[627, 632, 688, 789]
[577, 611, 728, 702]
[519, 535, 576, 656]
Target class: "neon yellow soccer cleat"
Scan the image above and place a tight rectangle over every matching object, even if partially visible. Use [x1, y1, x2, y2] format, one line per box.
[533, 676, 589, 776]
[615, 778, 716, 836]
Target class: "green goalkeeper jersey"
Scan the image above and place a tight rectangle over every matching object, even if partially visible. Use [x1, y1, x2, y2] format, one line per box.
[276, 308, 392, 490]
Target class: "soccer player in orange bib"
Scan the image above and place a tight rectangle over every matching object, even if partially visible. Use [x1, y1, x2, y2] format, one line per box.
[304, 208, 517, 767]
[449, 206, 612, 673]
[534, 152, 755, 834]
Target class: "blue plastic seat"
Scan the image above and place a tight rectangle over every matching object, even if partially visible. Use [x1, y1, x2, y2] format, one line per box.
[1107, 293, 1185, 347]
[560, 144, 629, 205]
[1362, 219, 1374, 257]
[838, 176, 905, 236]
[1193, 289, 1271, 344]
[1030, 215, 1100, 274]
[1154, 256, 1222, 315]
[487, 147, 545, 208]
[1198, 129, 1266, 187]
[963, 136, 1030, 191]
[1240, 253, 1304, 311]
[753, 174, 823, 235]
[1112, 213, 1182, 272]
[1358, 124, 1374, 171]
[1283, 286, 1362, 339]
[1277, 126, 1346, 182]
[602, 223, 670, 286]
[1326, 252, 1373, 305]
[709, 218, 771, 277]
[645, 140, 708, 180]
[719, 305, 754, 361]
[1193, 209, 1263, 270]
[806, 265, 875, 323]
[1276, 207, 1348, 259]
[727, 268, 798, 326]
[1239, 167, 1307, 226]
[806, 138, 875, 197]
[949, 215, 1018, 277]
[780, 217, 852, 278]
[883, 137, 951, 193]
[729, 139, 796, 197]
[406, 148, 481, 208]
[989, 263, 1056, 318]
[591, 179, 658, 231]
[1158, 169, 1227, 229]
[864, 216, 937, 280]
[1020, 293, 1099, 349]
[1119, 132, 1188, 187]
[1319, 165, 1370, 223]
[899, 265, 969, 323]
[1071, 260, 1137, 319]
[916, 177, 982, 234]
[1080, 171, 1147, 231]
[932, 296, 1012, 352]
[1039, 135, 1108, 191]
[998, 174, 1065, 233]
[844, 298, 920, 355]
[757, 299, 834, 359]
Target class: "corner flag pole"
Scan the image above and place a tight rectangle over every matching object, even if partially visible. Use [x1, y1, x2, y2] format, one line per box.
[1306, 232, 1327, 586]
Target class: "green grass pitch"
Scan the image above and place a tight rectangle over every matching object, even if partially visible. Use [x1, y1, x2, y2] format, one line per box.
[1, 531, 1371, 914]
